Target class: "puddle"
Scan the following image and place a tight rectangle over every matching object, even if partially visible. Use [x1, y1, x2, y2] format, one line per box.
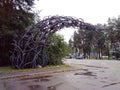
[74, 71, 96, 76]
[82, 64, 108, 69]
[82, 69, 88, 71]
[102, 82, 120, 87]
[29, 85, 47, 90]
[20, 75, 52, 82]
[103, 77, 108, 79]
[94, 77, 98, 79]
[34, 78, 50, 82]
[100, 81, 106, 83]
[20, 75, 52, 85]
[29, 82, 63, 90]
[48, 82, 63, 90]
[100, 70, 105, 72]
[29, 84, 57, 90]
[48, 86, 56, 90]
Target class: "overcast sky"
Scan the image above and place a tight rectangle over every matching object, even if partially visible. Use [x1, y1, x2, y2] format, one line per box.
[34, 0, 120, 43]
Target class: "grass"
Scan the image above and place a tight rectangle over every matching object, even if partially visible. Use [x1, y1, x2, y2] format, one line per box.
[0, 64, 70, 74]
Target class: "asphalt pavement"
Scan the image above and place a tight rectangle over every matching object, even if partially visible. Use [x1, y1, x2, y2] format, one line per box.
[1, 59, 120, 90]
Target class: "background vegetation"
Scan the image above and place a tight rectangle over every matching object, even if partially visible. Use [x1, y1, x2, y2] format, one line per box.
[70, 17, 120, 59]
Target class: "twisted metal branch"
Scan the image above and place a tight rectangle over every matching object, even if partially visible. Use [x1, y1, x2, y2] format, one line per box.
[10, 15, 95, 69]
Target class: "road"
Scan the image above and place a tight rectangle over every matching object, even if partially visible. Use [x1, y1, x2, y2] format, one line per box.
[63, 59, 120, 90]
[1, 59, 120, 90]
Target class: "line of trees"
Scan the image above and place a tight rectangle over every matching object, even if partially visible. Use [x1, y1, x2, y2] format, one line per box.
[69, 16, 120, 59]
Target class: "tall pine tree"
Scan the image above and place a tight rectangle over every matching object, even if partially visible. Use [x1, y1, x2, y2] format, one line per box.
[0, 0, 35, 65]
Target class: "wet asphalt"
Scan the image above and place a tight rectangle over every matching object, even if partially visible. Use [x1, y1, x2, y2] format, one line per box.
[1, 59, 120, 90]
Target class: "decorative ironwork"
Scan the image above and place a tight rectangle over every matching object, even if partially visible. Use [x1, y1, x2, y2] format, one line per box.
[10, 15, 95, 69]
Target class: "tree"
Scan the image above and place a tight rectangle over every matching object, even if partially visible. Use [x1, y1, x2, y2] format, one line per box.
[94, 30, 105, 59]
[46, 34, 70, 65]
[73, 31, 79, 56]
[0, 0, 35, 66]
[72, 24, 106, 59]
[92, 24, 106, 59]
[72, 29, 94, 59]
[0, 0, 35, 34]
[106, 17, 120, 59]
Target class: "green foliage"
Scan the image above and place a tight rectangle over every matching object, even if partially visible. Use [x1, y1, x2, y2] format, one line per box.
[0, 0, 35, 66]
[0, 0, 35, 35]
[46, 34, 70, 65]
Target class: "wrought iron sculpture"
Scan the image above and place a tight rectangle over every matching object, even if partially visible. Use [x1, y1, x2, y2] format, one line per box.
[10, 16, 95, 69]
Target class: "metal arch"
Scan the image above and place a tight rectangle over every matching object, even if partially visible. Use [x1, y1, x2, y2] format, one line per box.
[10, 15, 96, 69]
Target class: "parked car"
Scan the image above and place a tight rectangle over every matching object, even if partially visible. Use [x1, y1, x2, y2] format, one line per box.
[112, 51, 120, 60]
[76, 55, 84, 59]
